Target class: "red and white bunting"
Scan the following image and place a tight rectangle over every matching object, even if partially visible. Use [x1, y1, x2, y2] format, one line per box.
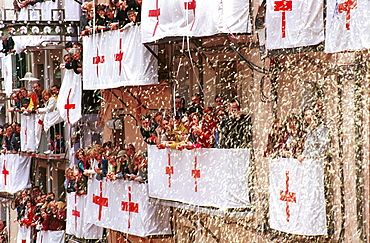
[325, 0, 370, 53]
[269, 158, 327, 235]
[83, 27, 158, 90]
[141, 0, 252, 43]
[57, 70, 82, 125]
[84, 178, 171, 237]
[266, 0, 324, 50]
[148, 146, 251, 209]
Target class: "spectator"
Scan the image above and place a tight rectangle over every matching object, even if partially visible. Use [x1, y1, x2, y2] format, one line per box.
[175, 96, 186, 116]
[281, 113, 305, 158]
[187, 93, 203, 115]
[51, 85, 60, 100]
[36, 89, 57, 114]
[214, 94, 226, 110]
[33, 83, 44, 106]
[0, 220, 8, 243]
[262, 119, 287, 158]
[152, 112, 163, 127]
[214, 108, 226, 148]
[8, 92, 21, 113]
[139, 115, 158, 145]
[219, 99, 252, 149]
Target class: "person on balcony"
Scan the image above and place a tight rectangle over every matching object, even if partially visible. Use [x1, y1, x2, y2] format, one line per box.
[281, 113, 305, 158]
[36, 89, 57, 114]
[3, 125, 17, 153]
[219, 99, 252, 149]
[298, 104, 330, 162]
[51, 85, 60, 100]
[140, 114, 158, 145]
[33, 83, 44, 107]
[187, 94, 203, 115]
[175, 96, 186, 116]
[8, 92, 21, 113]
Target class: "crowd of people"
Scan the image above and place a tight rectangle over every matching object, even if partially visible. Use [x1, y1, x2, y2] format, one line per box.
[7, 83, 65, 154]
[65, 142, 148, 195]
[261, 101, 330, 161]
[14, 187, 66, 242]
[140, 94, 253, 150]
[80, 0, 142, 37]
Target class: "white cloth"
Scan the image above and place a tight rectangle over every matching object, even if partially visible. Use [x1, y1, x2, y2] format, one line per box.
[141, 0, 252, 43]
[0, 154, 31, 194]
[17, 225, 31, 243]
[269, 158, 327, 235]
[84, 178, 171, 237]
[1, 55, 13, 96]
[83, 27, 158, 90]
[148, 146, 251, 209]
[12, 36, 60, 54]
[265, 0, 324, 50]
[66, 192, 104, 239]
[325, 0, 370, 53]
[57, 70, 82, 125]
[18, 1, 59, 21]
[20, 114, 39, 152]
[36, 230, 65, 243]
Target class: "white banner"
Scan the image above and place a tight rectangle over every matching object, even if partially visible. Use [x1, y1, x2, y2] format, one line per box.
[57, 70, 82, 125]
[66, 192, 104, 239]
[266, 0, 324, 50]
[84, 178, 171, 237]
[12, 36, 60, 54]
[1, 55, 12, 96]
[141, 0, 252, 43]
[325, 0, 370, 53]
[148, 146, 251, 209]
[83, 27, 158, 90]
[36, 230, 65, 243]
[20, 114, 43, 152]
[18, 1, 59, 21]
[17, 225, 31, 243]
[269, 158, 327, 235]
[0, 154, 31, 194]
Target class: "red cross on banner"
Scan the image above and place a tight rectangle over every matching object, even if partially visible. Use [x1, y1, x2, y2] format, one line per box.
[22, 240, 26, 243]
[274, 0, 292, 38]
[191, 155, 200, 192]
[184, 0, 196, 31]
[2, 160, 9, 186]
[64, 88, 76, 124]
[165, 153, 174, 187]
[121, 186, 139, 228]
[114, 38, 124, 76]
[279, 171, 296, 222]
[92, 48, 105, 77]
[149, 0, 160, 36]
[93, 181, 108, 221]
[72, 194, 80, 230]
[338, 0, 357, 30]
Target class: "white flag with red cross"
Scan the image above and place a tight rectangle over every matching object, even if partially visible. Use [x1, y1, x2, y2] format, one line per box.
[141, 0, 252, 43]
[84, 178, 171, 237]
[265, 0, 324, 50]
[148, 146, 251, 209]
[83, 27, 158, 90]
[0, 154, 31, 194]
[325, 0, 370, 53]
[66, 192, 104, 239]
[269, 158, 327, 235]
[57, 69, 82, 125]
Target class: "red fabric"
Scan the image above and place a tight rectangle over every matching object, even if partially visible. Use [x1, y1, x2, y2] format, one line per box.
[21, 206, 34, 226]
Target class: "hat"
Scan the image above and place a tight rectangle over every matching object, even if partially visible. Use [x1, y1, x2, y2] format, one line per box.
[117, 150, 126, 157]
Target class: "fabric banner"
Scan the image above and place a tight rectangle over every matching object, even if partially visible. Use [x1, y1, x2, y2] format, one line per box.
[83, 26, 158, 90]
[84, 178, 172, 237]
[57, 70, 82, 125]
[43, 111, 63, 132]
[66, 192, 104, 239]
[17, 225, 31, 243]
[12, 36, 60, 54]
[18, 1, 59, 21]
[265, 0, 324, 50]
[325, 0, 370, 53]
[141, 0, 252, 43]
[0, 154, 31, 194]
[269, 158, 327, 235]
[36, 230, 65, 243]
[1, 55, 13, 96]
[20, 114, 42, 152]
[148, 146, 251, 209]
